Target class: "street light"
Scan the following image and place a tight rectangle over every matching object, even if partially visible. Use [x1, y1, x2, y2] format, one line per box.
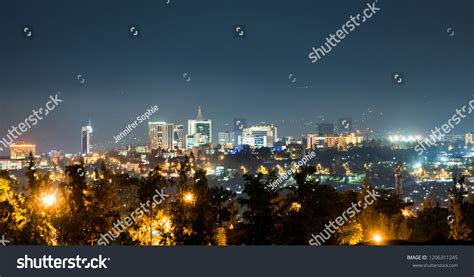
[33, 191, 58, 244]
[366, 233, 384, 245]
[401, 208, 414, 218]
[363, 232, 384, 246]
[40, 192, 57, 208]
[183, 192, 195, 204]
[372, 234, 382, 243]
[290, 202, 302, 212]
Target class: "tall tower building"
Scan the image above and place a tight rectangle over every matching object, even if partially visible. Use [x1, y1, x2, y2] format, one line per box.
[81, 120, 93, 155]
[187, 106, 212, 146]
[149, 122, 175, 150]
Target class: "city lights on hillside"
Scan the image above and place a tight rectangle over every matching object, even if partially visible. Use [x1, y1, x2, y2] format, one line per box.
[388, 135, 422, 142]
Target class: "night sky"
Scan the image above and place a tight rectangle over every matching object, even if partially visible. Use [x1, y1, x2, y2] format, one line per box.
[0, 0, 472, 153]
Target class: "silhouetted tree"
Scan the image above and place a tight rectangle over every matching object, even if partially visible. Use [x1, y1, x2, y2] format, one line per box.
[237, 173, 281, 244]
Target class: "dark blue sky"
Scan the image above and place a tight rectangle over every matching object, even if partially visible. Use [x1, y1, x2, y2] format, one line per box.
[0, 0, 472, 153]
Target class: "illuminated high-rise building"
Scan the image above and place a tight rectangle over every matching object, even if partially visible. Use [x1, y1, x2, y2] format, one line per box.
[10, 143, 36, 159]
[242, 125, 278, 148]
[186, 133, 201, 150]
[218, 131, 234, 148]
[81, 120, 93, 155]
[149, 122, 175, 150]
[173, 124, 186, 150]
[187, 106, 212, 146]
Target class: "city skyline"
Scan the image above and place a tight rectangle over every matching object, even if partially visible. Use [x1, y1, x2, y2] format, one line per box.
[0, 0, 472, 153]
[1, 106, 474, 155]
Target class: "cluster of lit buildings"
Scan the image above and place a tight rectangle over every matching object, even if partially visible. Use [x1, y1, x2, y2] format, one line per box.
[147, 107, 279, 151]
[2, 107, 474, 187]
[0, 110, 365, 172]
[146, 109, 366, 153]
[146, 107, 211, 151]
[387, 132, 474, 149]
[146, 108, 280, 151]
[1, 111, 474, 210]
